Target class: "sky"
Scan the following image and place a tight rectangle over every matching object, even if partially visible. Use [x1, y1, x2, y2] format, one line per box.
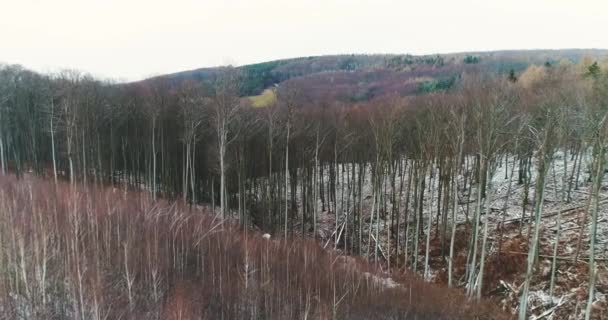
[1, 0, 607, 81]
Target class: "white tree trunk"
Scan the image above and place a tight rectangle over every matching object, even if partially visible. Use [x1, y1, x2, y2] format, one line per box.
[284, 124, 290, 239]
[0, 111, 5, 175]
[467, 157, 484, 296]
[152, 119, 156, 199]
[313, 130, 319, 237]
[424, 168, 435, 281]
[0, 134, 5, 176]
[50, 117, 57, 184]
[190, 137, 196, 204]
[220, 133, 226, 217]
[82, 129, 86, 186]
[585, 143, 605, 320]
[69, 155, 74, 186]
[477, 173, 492, 299]
[548, 202, 562, 304]
[518, 158, 549, 320]
[448, 171, 458, 288]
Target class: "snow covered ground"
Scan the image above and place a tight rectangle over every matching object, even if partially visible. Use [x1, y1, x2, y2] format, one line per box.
[285, 150, 607, 319]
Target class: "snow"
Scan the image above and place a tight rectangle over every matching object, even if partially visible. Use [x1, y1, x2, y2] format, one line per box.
[283, 149, 608, 318]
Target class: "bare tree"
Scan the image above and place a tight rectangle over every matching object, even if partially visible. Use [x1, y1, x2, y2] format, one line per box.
[518, 109, 557, 320]
[211, 67, 242, 217]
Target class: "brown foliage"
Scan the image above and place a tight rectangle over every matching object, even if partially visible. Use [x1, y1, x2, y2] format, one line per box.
[483, 235, 528, 295]
[0, 175, 509, 319]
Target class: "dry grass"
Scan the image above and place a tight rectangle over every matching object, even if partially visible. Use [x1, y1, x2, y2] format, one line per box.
[249, 88, 276, 108]
[0, 175, 509, 319]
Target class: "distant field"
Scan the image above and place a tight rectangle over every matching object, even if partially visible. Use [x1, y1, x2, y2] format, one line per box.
[249, 88, 276, 107]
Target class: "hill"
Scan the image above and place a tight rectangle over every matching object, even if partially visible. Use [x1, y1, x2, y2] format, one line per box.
[2, 48, 608, 319]
[143, 49, 608, 104]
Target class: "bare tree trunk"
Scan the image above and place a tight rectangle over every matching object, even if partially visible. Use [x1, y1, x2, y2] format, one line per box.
[375, 171, 381, 264]
[396, 159, 406, 268]
[548, 201, 562, 305]
[268, 116, 274, 229]
[211, 177, 215, 214]
[367, 171, 377, 260]
[190, 136, 196, 204]
[448, 113, 465, 287]
[424, 167, 435, 281]
[519, 156, 531, 234]
[82, 129, 87, 186]
[477, 166, 493, 299]
[313, 129, 320, 238]
[448, 167, 458, 288]
[567, 146, 581, 202]
[152, 118, 156, 199]
[585, 141, 606, 320]
[561, 147, 568, 202]
[284, 123, 290, 239]
[69, 148, 75, 186]
[50, 112, 57, 184]
[183, 142, 189, 203]
[334, 143, 340, 248]
[498, 153, 517, 258]
[358, 162, 365, 255]
[518, 155, 550, 320]
[0, 133, 5, 176]
[403, 166, 412, 269]
[574, 185, 594, 263]
[466, 155, 484, 296]
[220, 132, 226, 216]
[413, 166, 422, 273]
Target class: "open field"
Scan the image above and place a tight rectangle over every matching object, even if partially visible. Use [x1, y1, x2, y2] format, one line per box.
[249, 89, 276, 108]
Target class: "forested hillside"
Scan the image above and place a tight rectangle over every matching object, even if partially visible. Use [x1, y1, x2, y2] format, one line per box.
[1, 50, 608, 319]
[149, 49, 608, 99]
[0, 175, 506, 319]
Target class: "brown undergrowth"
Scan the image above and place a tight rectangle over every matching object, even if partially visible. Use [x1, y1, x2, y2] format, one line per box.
[0, 175, 510, 319]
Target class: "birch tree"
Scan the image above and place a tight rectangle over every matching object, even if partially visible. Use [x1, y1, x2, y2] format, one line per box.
[518, 109, 557, 320]
[211, 67, 242, 217]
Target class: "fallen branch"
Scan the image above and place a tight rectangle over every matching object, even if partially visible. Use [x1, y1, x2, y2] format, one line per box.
[324, 221, 346, 249]
[370, 234, 388, 262]
[530, 296, 566, 320]
[335, 221, 347, 247]
[499, 280, 517, 294]
[502, 196, 608, 226]
[502, 205, 583, 225]
[505, 251, 606, 262]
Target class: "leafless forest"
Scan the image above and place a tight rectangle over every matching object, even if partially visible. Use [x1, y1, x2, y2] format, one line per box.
[0, 52, 607, 319]
[0, 175, 505, 319]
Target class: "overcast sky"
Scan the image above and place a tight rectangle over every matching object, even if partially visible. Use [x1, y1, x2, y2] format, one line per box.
[1, 0, 607, 81]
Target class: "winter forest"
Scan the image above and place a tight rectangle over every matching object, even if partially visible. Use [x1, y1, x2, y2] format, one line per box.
[1, 52, 608, 319]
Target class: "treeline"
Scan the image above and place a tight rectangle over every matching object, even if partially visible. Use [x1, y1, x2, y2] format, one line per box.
[1, 59, 607, 318]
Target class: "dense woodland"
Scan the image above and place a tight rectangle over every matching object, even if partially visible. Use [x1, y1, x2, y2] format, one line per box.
[1, 52, 608, 319]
